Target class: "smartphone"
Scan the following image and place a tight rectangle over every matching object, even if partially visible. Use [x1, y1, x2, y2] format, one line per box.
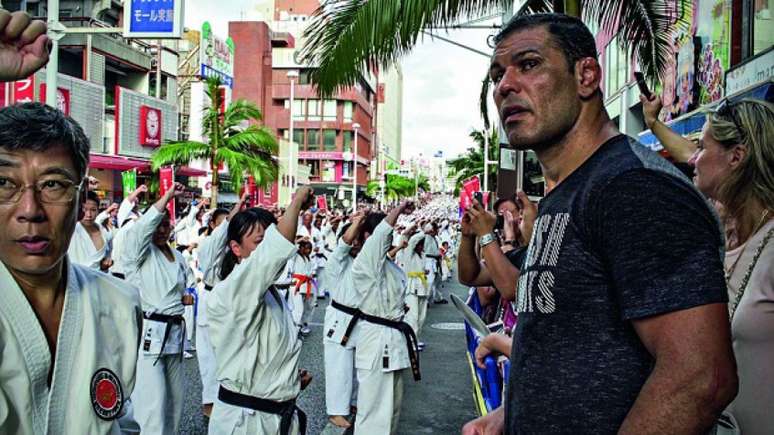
[473, 191, 484, 205]
[634, 72, 652, 99]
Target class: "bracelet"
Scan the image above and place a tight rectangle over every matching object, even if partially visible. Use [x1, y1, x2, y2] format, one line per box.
[503, 240, 516, 246]
[479, 232, 496, 248]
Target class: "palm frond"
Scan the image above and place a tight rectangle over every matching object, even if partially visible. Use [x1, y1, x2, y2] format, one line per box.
[301, 0, 510, 96]
[223, 99, 264, 129]
[216, 147, 278, 190]
[150, 141, 211, 170]
[224, 126, 279, 154]
[585, 0, 688, 83]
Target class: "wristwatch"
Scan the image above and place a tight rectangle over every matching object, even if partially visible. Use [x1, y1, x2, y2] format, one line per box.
[479, 232, 497, 248]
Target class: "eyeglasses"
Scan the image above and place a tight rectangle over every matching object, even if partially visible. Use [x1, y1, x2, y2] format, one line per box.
[714, 99, 747, 143]
[0, 177, 84, 204]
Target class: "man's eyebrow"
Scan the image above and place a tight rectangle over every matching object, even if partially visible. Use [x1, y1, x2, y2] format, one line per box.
[0, 157, 20, 168]
[40, 167, 78, 181]
[490, 48, 542, 73]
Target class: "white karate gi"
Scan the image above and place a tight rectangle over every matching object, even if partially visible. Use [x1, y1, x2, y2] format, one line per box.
[109, 220, 134, 278]
[173, 204, 201, 248]
[195, 219, 230, 405]
[423, 234, 443, 302]
[350, 221, 410, 435]
[297, 223, 323, 248]
[312, 253, 328, 298]
[68, 221, 112, 270]
[124, 206, 194, 435]
[0, 260, 142, 434]
[287, 253, 316, 327]
[207, 225, 304, 434]
[322, 240, 359, 416]
[404, 233, 431, 337]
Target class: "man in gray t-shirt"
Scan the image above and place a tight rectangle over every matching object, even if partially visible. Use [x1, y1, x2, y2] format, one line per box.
[462, 13, 737, 435]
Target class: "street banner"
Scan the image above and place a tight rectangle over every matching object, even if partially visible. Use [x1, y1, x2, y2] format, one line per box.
[317, 195, 328, 211]
[462, 176, 481, 198]
[159, 166, 176, 224]
[121, 168, 137, 197]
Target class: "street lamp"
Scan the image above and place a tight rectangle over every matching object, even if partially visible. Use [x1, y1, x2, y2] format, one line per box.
[287, 70, 299, 190]
[351, 122, 360, 212]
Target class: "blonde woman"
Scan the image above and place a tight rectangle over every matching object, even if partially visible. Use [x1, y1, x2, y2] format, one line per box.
[644, 95, 773, 435]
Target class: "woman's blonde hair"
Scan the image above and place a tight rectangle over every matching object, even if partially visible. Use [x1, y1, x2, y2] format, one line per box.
[708, 98, 774, 244]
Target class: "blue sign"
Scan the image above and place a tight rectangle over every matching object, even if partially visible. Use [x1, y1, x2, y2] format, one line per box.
[124, 0, 183, 38]
[200, 65, 234, 89]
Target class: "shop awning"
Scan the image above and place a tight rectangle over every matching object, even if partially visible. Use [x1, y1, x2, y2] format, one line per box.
[89, 154, 150, 172]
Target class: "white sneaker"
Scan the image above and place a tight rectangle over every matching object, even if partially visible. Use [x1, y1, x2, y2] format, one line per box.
[184, 351, 194, 359]
[300, 326, 311, 336]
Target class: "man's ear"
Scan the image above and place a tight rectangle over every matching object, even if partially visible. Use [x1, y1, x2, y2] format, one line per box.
[576, 57, 602, 99]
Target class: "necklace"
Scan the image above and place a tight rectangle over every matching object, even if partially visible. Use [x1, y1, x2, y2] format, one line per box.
[724, 209, 770, 283]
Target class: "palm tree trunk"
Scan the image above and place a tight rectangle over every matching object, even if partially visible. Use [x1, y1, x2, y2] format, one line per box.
[210, 158, 219, 210]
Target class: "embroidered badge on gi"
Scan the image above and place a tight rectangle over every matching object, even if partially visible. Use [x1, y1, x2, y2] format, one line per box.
[90, 368, 124, 420]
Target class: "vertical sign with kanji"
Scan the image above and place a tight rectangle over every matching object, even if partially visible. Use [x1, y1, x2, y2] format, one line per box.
[122, 169, 137, 197]
[159, 166, 176, 225]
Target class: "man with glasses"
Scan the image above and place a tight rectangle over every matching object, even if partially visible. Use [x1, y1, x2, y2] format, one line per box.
[0, 102, 143, 433]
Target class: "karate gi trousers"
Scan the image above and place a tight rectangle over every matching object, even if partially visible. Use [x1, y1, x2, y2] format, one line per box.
[405, 294, 429, 337]
[208, 399, 303, 435]
[323, 340, 359, 416]
[132, 353, 184, 434]
[196, 290, 218, 405]
[354, 367, 405, 435]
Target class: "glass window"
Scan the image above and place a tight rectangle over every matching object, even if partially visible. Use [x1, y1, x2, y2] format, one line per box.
[293, 99, 305, 120]
[323, 130, 337, 151]
[343, 131, 353, 152]
[307, 129, 320, 150]
[604, 35, 628, 96]
[754, 0, 773, 55]
[323, 100, 337, 121]
[343, 101, 353, 121]
[307, 99, 321, 121]
[308, 160, 320, 177]
[292, 129, 304, 147]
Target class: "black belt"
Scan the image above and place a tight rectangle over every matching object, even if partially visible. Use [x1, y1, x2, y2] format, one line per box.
[112, 272, 125, 280]
[204, 284, 214, 291]
[143, 312, 185, 366]
[330, 300, 421, 381]
[218, 386, 306, 435]
[176, 244, 189, 253]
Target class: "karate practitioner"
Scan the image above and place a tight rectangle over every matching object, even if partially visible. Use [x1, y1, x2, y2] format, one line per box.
[297, 210, 322, 247]
[403, 231, 430, 342]
[334, 202, 420, 435]
[289, 239, 316, 335]
[207, 186, 315, 435]
[423, 223, 446, 304]
[322, 213, 366, 429]
[194, 193, 248, 418]
[0, 101, 142, 434]
[125, 181, 195, 435]
[110, 184, 147, 279]
[173, 198, 206, 252]
[67, 190, 113, 270]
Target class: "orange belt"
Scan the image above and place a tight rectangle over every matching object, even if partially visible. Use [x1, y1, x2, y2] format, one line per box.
[292, 274, 314, 300]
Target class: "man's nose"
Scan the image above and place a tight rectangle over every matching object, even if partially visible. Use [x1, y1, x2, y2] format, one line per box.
[16, 187, 46, 223]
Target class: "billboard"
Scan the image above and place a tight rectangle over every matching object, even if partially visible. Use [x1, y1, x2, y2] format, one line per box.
[200, 22, 235, 88]
[123, 0, 185, 38]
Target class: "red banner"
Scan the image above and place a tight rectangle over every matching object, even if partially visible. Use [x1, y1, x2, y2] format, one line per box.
[159, 166, 176, 225]
[13, 76, 34, 104]
[39, 84, 70, 116]
[316, 195, 328, 211]
[140, 105, 162, 147]
[461, 176, 489, 208]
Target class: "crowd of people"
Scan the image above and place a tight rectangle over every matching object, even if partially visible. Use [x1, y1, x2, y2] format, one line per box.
[0, 7, 772, 435]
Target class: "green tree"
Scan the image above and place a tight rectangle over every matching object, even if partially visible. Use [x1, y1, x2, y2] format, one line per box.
[448, 128, 499, 192]
[301, 0, 685, 98]
[151, 76, 278, 208]
[367, 173, 431, 201]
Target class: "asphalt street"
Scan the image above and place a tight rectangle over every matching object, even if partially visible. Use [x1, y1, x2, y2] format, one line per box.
[179, 274, 476, 434]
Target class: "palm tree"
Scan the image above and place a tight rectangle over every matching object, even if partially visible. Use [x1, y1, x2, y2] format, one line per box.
[367, 173, 432, 202]
[448, 128, 499, 192]
[301, 0, 686, 99]
[151, 77, 279, 208]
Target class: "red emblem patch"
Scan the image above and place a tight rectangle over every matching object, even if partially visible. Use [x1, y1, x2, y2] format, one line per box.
[90, 368, 123, 420]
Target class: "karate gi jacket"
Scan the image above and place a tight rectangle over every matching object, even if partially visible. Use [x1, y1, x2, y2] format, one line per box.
[404, 233, 430, 297]
[207, 225, 302, 401]
[196, 219, 229, 328]
[350, 221, 410, 372]
[124, 207, 194, 356]
[0, 260, 142, 434]
[322, 241, 356, 346]
[68, 222, 112, 270]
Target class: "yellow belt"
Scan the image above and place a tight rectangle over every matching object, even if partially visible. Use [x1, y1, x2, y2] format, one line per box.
[407, 271, 428, 288]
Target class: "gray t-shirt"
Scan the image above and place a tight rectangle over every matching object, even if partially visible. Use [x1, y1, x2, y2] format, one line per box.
[505, 135, 727, 434]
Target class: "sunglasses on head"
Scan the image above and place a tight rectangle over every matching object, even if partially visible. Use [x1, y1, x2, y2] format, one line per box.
[714, 99, 747, 143]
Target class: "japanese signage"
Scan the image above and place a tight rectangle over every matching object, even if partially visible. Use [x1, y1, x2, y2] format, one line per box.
[200, 22, 235, 88]
[159, 166, 176, 223]
[725, 47, 774, 96]
[140, 106, 162, 147]
[123, 0, 184, 38]
[39, 84, 70, 116]
[122, 169, 137, 195]
[317, 195, 328, 211]
[13, 76, 34, 103]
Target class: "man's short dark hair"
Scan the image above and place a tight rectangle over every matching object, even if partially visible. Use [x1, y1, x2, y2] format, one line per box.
[494, 13, 598, 72]
[0, 103, 90, 180]
[494, 195, 519, 212]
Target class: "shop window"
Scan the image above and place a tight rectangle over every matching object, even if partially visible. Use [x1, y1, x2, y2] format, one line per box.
[322, 161, 336, 182]
[307, 129, 320, 151]
[323, 129, 337, 151]
[753, 0, 773, 55]
[308, 160, 320, 177]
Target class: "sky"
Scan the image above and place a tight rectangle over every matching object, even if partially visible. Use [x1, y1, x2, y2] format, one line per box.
[185, 1, 501, 161]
